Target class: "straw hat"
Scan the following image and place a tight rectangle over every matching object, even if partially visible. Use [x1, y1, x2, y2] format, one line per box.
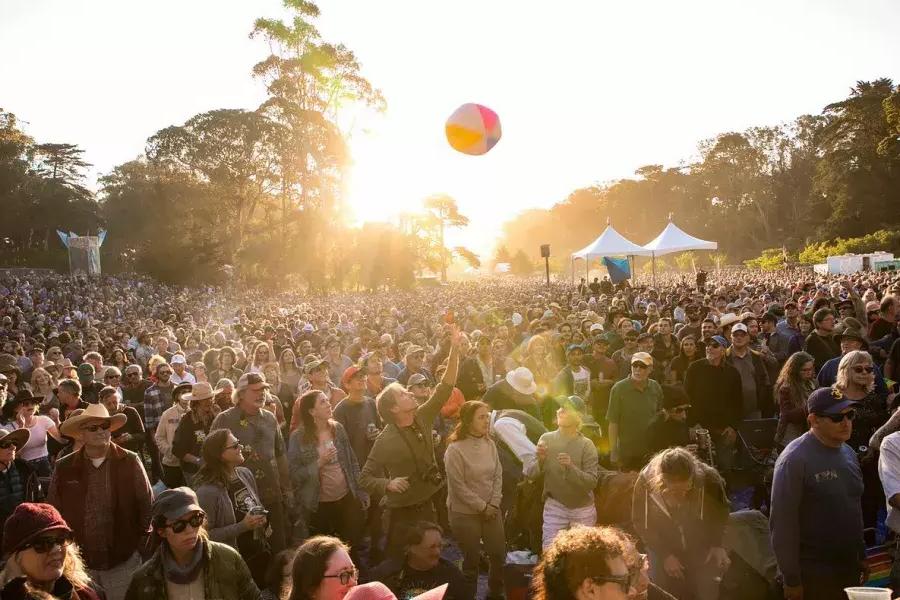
[182, 382, 219, 403]
[59, 403, 127, 438]
[0, 428, 30, 451]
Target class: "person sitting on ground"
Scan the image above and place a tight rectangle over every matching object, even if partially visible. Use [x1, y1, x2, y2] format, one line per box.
[367, 521, 466, 600]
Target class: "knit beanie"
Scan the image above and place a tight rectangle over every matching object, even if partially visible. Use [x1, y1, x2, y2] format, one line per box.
[3, 503, 72, 556]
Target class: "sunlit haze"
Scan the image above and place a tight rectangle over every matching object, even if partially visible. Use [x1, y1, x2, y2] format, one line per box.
[3, 0, 899, 255]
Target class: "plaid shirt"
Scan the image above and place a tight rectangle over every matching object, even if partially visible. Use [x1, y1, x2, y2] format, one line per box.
[143, 383, 174, 430]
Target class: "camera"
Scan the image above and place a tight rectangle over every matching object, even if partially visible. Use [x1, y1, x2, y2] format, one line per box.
[421, 465, 443, 487]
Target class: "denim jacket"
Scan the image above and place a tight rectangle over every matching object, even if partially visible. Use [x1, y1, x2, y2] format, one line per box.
[288, 420, 368, 515]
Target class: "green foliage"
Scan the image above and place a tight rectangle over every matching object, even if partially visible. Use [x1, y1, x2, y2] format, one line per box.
[709, 252, 730, 269]
[797, 229, 900, 264]
[510, 250, 534, 275]
[673, 252, 695, 271]
[499, 79, 900, 265]
[744, 248, 793, 271]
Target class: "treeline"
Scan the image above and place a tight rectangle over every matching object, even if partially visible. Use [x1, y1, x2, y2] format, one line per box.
[499, 79, 900, 269]
[0, 0, 474, 290]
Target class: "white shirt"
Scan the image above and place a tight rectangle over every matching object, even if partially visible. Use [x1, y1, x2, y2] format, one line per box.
[170, 370, 196, 386]
[878, 431, 900, 533]
[492, 415, 537, 475]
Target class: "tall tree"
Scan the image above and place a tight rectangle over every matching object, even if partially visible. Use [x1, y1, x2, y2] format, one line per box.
[423, 194, 470, 283]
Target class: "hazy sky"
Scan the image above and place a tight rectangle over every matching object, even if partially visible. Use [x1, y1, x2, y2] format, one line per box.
[2, 0, 899, 255]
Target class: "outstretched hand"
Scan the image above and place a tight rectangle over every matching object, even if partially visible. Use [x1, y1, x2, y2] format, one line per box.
[448, 324, 461, 348]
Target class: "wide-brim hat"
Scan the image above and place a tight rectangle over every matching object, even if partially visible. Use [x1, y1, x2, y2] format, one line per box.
[506, 367, 537, 395]
[718, 313, 740, 328]
[0, 354, 20, 375]
[183, 382, 219, 403]
[7, 390, 44, 412]
[835, 329, 868, 349]
[0, 428, 30, 451]
[59, 403, 127, 438]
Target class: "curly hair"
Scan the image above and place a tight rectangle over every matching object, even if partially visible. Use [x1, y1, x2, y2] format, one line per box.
[532, 525, 633, 600]
[834, 350, 874, 393]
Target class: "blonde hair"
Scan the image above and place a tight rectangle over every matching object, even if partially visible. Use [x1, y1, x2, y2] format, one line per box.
[29, 367, 53, 394]
[0, 540, 93, 591]
[147, 355, 167, 376]
[834, 350, 874, 393]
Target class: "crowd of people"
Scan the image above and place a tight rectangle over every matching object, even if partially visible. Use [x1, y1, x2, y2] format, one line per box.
[0, 267, 898, 599]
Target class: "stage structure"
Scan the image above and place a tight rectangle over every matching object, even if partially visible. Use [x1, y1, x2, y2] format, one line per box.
[642, 217, 717, 287]
[57, 230, 107, 276]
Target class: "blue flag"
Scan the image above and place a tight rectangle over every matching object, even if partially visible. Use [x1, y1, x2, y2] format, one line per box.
[602, 257, 631, 283]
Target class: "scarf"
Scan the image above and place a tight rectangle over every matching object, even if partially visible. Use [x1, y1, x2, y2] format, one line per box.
[162, 539, 206, 585]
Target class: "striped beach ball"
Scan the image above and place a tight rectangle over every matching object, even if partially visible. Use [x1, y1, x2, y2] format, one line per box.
[445, 103, 502, 156]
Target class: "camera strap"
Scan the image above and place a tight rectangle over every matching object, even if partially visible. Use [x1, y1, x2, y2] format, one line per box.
[392, 421, 434, 478]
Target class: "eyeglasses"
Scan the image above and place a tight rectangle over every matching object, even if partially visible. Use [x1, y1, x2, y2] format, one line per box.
[818, 409, 856, 423]
[225, 442, 243, 451]
[21, 532, 74, 554]
[80, 421, 112, 432]
[590, 574, 631, 594]
[672, 406, 691, 414]
[322, 567, 359, 586]
[0, 441, 15, 450]
[157, 370, 172, 376]
[106, 375, 121, 380]
[852, 366, 875, 374]
[168, 512, 205, 533]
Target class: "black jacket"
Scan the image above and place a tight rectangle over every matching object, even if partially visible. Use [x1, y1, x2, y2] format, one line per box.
[684, 359, 743, 434]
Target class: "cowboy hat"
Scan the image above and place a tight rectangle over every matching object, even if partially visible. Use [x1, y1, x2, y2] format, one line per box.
[59, 403, 127, 438]
[505, 367, 537, 395]
[182, 382, 219, 403]
[0, 427, 30, 451]
[718, 313, 740, 328]
[7, 390, 45, 414]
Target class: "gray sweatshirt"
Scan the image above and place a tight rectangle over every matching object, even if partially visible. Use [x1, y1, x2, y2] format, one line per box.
[526, 429, 599, 509]
[769, 431, 864, 587]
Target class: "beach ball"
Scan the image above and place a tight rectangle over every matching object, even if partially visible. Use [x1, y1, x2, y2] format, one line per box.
[445, 103, 502, 156]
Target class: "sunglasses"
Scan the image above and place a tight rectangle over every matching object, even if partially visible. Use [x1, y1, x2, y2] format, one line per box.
[167, 512, 205, 533]
[21, 532, 74, 554]
[322, 567, 359, 586]
[80, 421, 112, 433]
[672, 405, 691, 414]
[0, 441, 16, 450]
[590, 574, 631, 594]
[852, 366, 875, 374]
[225, 442, 244, 451]
[708, 343, 723, 349]
[818, 409, 856, 423]
[157, 370, 172, 376]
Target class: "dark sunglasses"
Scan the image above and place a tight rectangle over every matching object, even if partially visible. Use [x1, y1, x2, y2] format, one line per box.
[80, 421, 112, 433]
[0, 441, 16, 450]
[590, 574, 631, 594]
[157, 370, 172, 376]
[322, 567, 359, 586]
[21, 532, 74, 554]
[818, 409, 856, 423]
[168, 512, 205, 533]
[225, 442, 244, 451]
[632, 362, 650, 370]
[852, 366, 875, 374]
[672, 405, 691, 414]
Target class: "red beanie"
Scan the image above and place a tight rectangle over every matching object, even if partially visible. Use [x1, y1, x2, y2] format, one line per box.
[3, 503, 71, 556]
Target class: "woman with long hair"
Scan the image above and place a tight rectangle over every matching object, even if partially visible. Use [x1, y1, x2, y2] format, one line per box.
[6, 390, 64, 477]
[260, 548, 297, 600]
[666, 335, 701, 386]
[632, 447, 730, 600]
[289, 536, 358, 600]
[246, 341, 274, 375]
[125, 487, 260, 600]
[29, 367, 60, 423]
[107, 347, 129, 372]
[0, 503, 101, 599]
[194, 428, 271, 584]
[287, 390, 368, 547]
[521, 334, 557, 394]
[833, 350, 889, 529]
[773, 352, 817, 447]
[279, 348, 302, 391]
[444, 401, 505, 599]
[192, 362, 209, 384]
[210, 347, 242, 384]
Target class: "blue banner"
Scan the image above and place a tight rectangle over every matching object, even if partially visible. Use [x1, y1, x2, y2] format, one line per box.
[602, 256, 631, 283]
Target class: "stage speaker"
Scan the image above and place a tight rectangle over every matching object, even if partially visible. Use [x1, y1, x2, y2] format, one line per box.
[540, 244, 550, 258]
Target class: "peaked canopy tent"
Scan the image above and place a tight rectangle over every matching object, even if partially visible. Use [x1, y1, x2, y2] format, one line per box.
[642, 220, 718, 286]
[571, 225, 654, 282]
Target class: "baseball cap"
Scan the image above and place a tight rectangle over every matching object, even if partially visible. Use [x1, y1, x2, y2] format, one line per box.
[404, 345, 425, 358]
[708, 335, 728, 347]
[153, 487, 203, 521]
[630, 352, 653, 366]
[730, 323, 749, 334]
[235, 372, 270, 392]
[340, 366, 364, 388]
[589, 323, 604, 333]
[566, 344, 584, 355]
[407, 373, 430, 387]
[807, 387, 861, 416]
[170, 354, 187, 365]
[76, 363, 94, 377]
[303, 358, 329, 374]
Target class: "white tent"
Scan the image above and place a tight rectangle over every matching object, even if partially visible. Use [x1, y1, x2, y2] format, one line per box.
[570, 224, 653, 282]
[571, 225, 654, 260]
[642, 219, 718, 286]
[643, 221, 717, 255]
